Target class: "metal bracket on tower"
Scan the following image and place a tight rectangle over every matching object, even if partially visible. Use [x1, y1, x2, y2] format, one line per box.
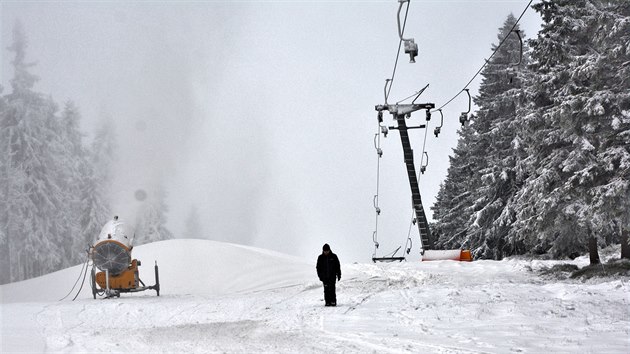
[375, 103, 435, 117]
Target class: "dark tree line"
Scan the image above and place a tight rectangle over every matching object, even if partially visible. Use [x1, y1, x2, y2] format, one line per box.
[431, 1, 630, 260]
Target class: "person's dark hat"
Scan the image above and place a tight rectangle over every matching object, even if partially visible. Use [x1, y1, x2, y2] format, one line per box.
[323, 243, 330, 251]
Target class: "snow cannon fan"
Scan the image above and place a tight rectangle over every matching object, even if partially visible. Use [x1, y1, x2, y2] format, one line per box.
[89, 216, 160, 298]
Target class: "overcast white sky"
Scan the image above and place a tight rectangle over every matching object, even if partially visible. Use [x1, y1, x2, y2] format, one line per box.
[1, 0, 542, 263]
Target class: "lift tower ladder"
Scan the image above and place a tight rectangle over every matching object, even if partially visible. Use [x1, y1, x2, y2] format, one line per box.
[375, 103, 435, 250]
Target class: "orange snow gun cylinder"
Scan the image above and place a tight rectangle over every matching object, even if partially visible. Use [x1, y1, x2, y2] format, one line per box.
[421, 249, 473, 262]
[89, 216, 160, 298]
[95, 259, 139, 290]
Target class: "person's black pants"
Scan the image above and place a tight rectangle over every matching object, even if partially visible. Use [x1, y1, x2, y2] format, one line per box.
[323, 279, 336, 305]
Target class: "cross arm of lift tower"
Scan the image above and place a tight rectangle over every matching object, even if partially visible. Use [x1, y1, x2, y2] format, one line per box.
[375, 102, 436, 251]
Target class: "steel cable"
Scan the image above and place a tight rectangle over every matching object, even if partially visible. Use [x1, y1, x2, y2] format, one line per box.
[432, 0, 533, 112]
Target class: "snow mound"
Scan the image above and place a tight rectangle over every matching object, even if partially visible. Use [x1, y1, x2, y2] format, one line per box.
[2, 242, 629, 353]
[0, 239, 314, 303]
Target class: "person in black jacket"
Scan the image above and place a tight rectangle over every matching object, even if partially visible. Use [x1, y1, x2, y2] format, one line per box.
[316, 243, 341, 306]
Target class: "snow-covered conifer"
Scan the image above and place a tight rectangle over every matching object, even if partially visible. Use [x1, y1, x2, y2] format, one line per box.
[134, 185, 174, 245]
[183, 205, 203, 239]
[431, 122, 478, 250]
[1, 22, 69, 280]
[463, 14, 530, 259]
[432, 14, 530, 258]
[0, 23, 114, 282]
[510, 0, 630, 257]
[79, 118, 115, 251]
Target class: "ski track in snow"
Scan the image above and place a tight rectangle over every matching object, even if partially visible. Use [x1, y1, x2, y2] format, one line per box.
[1, 239, 629, 353]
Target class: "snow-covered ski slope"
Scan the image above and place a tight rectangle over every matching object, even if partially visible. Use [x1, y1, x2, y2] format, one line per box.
[1, 239, 629, 353]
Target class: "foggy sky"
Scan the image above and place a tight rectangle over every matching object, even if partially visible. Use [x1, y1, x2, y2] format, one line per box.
[1, 1, 542, 263]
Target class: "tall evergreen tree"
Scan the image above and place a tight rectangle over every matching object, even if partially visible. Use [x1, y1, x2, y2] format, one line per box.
[90, 117, 116, 195]
[431, 122, 477, 249]
[1, 22, 67, 280]
[0, 23, 113, 283]
[510, 0, 630, 258]
[465, 15, 530, 259]
[54, 102, 110, 259]
[134, 185, 174, 245]
[50, 102, 88, 264]
[432, 14, 529, 258]
[79, 118, 115, 251]
[0, 84, 11, 284]
[183, 205, 203, 239]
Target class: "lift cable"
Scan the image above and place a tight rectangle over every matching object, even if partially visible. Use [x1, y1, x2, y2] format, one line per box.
[432, 0, 533, 112]
[385, 0, 411, 102]
[396, 83, 430, 105]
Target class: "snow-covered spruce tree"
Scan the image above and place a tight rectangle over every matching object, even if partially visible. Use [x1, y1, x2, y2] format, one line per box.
[0, 79, 32, 283]
[134, 185, 174, 245]
[464, 15, 530, 259]
[510, 0, 630, 259]
[57, 102, 111, 259]
[80, 118, 115, 249]
[90, 117, 116, 196]
[432, 15, 530, 258]
[1, 22, 69, 280]
[49, 101, 91, 265]
[182, 205, 203, 239]
[431, 121, 478, 250]
[0, 23, 107, 281]
[0, 84, 11, 284]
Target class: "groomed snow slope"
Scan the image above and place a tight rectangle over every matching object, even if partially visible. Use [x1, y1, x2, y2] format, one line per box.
[1, 239, 629, 353]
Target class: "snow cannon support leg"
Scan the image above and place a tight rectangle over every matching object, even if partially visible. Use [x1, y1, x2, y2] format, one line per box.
[105, 269, 110, 296]
[91, 266, 97, 299]
[103, 269, 120, 298]
[154, 261, 160, 296]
